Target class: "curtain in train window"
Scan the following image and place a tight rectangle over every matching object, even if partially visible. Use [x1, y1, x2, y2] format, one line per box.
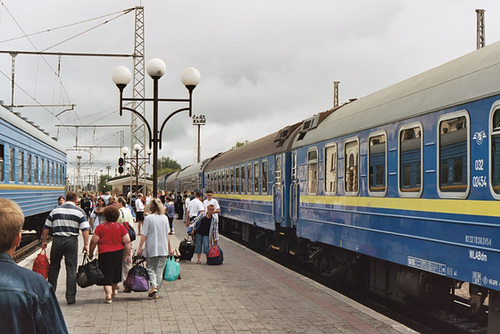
[344, 141, 359, 193]
[275, 157, 282, 190]
[241, 165, 246, 194]
[9, 148, 15, 182]
[491, 109, 500, 194]
[247, 164, 252, 194]
[325, 144, 337, 194]
[254, 162, 260, 193]
[369, 135, 386, 192]
[18, 151, 23, 183]
[439, 116, 468, 193]
[307, 148, 318, 194]
[262, 161, 268, 194]
[400, 126, 422, 193]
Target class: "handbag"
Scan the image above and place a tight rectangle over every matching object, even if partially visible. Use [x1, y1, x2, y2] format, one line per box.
[32, 249, 49, 279]
[124, 221, 136, 241]
[124, 257, 149, 292]
[76, 253, 104, 288]
[163, 256, 180, 281]
[207, 244, 223, 265]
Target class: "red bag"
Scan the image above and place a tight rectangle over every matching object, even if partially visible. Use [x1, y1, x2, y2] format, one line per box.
[32, 249, 50, 279]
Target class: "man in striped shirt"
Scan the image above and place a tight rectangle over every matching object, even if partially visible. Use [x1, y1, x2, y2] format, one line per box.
[41, 191, 90, 305]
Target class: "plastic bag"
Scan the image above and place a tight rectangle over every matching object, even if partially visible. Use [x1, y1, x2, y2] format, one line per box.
[32, 249, 49, 279]
[163, 256, 180, 281]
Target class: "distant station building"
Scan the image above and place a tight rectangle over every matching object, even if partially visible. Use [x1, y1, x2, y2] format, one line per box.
[107, 175, 153, 196]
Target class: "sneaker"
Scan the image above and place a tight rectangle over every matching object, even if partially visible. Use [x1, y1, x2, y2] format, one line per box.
[148, 287, 157, 298]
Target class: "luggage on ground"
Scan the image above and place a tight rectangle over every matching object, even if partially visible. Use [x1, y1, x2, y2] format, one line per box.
[179, 236, 195, 260]
[207, 244, 223, 265]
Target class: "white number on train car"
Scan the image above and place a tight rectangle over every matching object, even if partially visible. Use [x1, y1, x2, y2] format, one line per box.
[474, 159, 484, 171]
[472, 176, 487, 187]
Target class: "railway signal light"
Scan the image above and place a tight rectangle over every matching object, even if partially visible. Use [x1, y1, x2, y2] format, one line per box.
[118, 158, 124, 174]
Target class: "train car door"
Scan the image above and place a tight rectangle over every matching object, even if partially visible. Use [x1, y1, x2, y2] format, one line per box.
[272, 154, 284, 224]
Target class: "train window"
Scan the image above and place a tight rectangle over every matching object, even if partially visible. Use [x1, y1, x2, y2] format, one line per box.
[235, 167, 240, 193]
[247, 163, 252, 194]
[368, 133, 387, 195]
[276, 157, 282, 190]
[254, 162, 260, 193]
[51, 161, 54, 184]
[41, 158, 45, 184]
[241, 165, 246, 194]
[491, 106, 500, 196]
[34, 156, 38, 183]
[262, 160, 268, 194]
[27, 153, 31, 183]
[225, 169, 229, 193]
[325, 144, 337, 195]
[399, 123, 423, 197]
[18, 151, 23, 183]
[230, 167, 234, 193]
[0, 144, 3, 182]
[438, 114, 469, 197]
[344, 140, 359, 194]
[307, 147, 318, 194]
[9, 147, 15, 182]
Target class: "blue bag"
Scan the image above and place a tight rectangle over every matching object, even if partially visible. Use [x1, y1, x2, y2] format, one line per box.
[163, 256, 180, 281]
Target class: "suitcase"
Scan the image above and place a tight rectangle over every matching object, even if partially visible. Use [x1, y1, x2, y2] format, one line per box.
[179, 236, 195, 260]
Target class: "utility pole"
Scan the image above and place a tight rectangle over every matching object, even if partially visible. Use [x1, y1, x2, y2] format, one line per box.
[193, 115, 206, 163]
[476, 9, 485, 50]
[131, 7, 147, 193]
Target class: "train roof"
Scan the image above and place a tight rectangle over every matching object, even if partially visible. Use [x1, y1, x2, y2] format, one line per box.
[204, 122, 302, 170]
[176, 162, 204, 178]
[292, 40, 500, 148]
[0, 106, 66, 153]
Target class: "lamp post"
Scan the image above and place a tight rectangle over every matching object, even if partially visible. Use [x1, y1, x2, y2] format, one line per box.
[112, 58, 200, 198]
[192, 114, 206, 163]
[120, 144, 152, 194]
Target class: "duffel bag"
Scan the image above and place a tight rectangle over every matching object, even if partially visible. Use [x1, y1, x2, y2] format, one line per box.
[207, 244, 223, 265]
[124, 259, 149, 292]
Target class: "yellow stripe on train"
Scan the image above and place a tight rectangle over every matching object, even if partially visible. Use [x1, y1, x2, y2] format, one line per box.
[301, 195, 498, 217]
[0, 184, 66, 191]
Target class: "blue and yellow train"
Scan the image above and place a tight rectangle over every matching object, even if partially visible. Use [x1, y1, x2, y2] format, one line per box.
[0, 106, 66, 236]
[165, 41, 500, 327]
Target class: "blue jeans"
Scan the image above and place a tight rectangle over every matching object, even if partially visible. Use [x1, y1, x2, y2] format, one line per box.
[48, 236, 78, 303]
[194, 234, 210, 255]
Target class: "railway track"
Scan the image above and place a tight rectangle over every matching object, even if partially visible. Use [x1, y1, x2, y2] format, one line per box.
[222, 230, 488, 334]
[13, 237, 49, 263]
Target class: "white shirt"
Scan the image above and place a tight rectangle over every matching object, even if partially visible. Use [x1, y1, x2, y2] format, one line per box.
[203, 198, 220, 212]
[188, 198, 204, 218]
[135, 198, 144, 212]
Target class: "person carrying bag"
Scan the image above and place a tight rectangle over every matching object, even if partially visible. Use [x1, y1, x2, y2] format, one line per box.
[76, 252, 104, 288]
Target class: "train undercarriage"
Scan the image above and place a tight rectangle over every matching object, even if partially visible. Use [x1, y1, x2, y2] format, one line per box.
[220, 216, 500, 332]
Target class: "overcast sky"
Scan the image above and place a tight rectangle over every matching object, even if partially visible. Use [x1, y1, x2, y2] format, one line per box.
[0, 0, 499, 180]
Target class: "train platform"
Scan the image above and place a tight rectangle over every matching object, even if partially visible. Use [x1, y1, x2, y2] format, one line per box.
[20, 218, 416, 333]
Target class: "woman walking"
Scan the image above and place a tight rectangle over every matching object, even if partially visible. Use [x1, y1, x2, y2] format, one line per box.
[137, 198, 173, 299]
[164, 195, 176, 235]
[88, 205, 132, 303]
